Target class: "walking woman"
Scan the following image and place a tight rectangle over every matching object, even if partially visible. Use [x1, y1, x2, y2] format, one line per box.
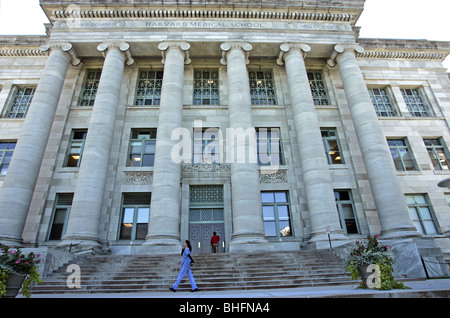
[169, 240, 199, 292]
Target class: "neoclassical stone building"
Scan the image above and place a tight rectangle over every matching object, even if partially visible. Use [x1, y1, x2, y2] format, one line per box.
[0, 0, 449, 274]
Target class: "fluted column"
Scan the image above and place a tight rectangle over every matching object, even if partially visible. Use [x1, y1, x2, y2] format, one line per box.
[58, 42, 134, 252]
[328, 44, 420, 239]
[221, 42, 266, 251]
[144, 41, 190, 253]
[0, 43, 80, 246]
[277, 43, 348, 247]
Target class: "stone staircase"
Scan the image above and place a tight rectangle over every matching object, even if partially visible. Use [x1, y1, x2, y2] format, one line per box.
[31, 250, 354, 294]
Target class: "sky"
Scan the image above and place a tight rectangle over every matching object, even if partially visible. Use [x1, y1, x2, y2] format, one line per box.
[0, 0, 449, 68]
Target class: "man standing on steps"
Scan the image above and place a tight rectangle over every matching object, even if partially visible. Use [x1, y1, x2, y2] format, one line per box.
[210, 232, 220, 253]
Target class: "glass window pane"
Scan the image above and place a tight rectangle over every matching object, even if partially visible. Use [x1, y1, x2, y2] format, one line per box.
[137, 208, 150, 223]
[423, 221, 438, 235]
[122, 208, 134, 224]
[142, 154, 155, 167]
[261, 192, 274, 203]
[277, 205, 289, 220]
[264, 222, 277, 237]
[274, 192, 287, 203]
[262, 206, 275, 220]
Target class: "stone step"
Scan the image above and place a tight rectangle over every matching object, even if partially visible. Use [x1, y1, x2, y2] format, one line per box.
[32, 250, 352, 295]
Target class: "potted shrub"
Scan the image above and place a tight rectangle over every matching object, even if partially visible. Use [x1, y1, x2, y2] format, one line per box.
[346, 235, 409, 290]
[0, 244, 44, 298]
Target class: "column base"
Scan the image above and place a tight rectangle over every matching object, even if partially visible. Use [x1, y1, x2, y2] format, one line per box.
[381, 226, 422, 239]
[308, 230, 351, 250]
[228, 233, 268, 253]
[142, 235, 182, 255]
[56, 236, 104, 254]
[0, 235, 23, 247]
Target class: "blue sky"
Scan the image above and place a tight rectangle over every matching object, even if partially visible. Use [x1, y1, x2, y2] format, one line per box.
[0, 0, 449, 69]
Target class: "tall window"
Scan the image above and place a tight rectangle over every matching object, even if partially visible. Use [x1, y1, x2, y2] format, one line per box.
[368, 88, 396, 117]
[128, 129, 157, 167]
[249, 71, 277, 105]
[261, 191, 292, 237]
[334, 190, 359, 234]
[0, 142, 16, 175]
[387, 139, 417, 171]
[423, 138, 450, 170]
[48, 194, 73, 241]
[406, 194, 439, 235]
[307, 72, 330, 105]
[401, 88, 431, 117]
[193, 128, 221, 164]
[64, 130, 87, 167]
[119, 193, 151, 240]
[257, 128, 283, 166]
[321, 128, 343, 164]
[7, 87, 35, 118]
[135, 70, 163, 106]
[80, 69, 101, 106]
[193, 70, 219, 105]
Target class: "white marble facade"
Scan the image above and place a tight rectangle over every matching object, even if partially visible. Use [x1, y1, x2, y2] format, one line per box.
[0, 1, 449, 266]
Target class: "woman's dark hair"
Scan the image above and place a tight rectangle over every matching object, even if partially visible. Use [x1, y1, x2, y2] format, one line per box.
[185, 240, 192, 252]
[181, 240, 193, 256]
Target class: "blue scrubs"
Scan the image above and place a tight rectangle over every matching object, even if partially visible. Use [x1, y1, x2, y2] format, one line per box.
[172, 247, 198, 290]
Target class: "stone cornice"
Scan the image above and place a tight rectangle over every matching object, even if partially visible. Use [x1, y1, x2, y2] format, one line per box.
[0, 49, 48, 57]
[357, 51, 448, 61]
[46, 7, 357, 27]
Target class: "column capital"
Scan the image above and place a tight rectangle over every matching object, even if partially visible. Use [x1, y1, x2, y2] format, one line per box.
[158, 41, 191, 65]
[97, 41, 134, 66]
[40, 42, 81, 66]
[327, 44, 364, 67]
[220, 41, 252, 65]
[276, 43, 311, 66]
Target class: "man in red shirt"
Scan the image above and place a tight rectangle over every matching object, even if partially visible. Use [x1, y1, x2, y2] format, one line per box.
[210, 232, 220, 253]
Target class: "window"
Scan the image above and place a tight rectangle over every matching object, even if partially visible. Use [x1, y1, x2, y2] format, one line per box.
[321, 128, 344, 164]
[387, 139, 417, 171]
[249, 71, 277, 105]
[406, 194, 439, 235]
[48, 194, 73, 240]
[64, 130, 87, 167]
[193, 70, 219, 105]
[261, 191, 292, 237]
[334, 190, 359, 234]
[7, 87, 35, 118]
[424, 138, 450, 170]
[401, 88, 431, 117]
[128, 129, 157, 167]
[0, 142, 16, 175]
[119, 193, 151, 240]
[307, 72, 330, 105]
[368, 88, 396, 117]
[135, 70, 163, 106]
[80, 69, 101, 106]
[257, 128, 284, 166]
[193, 128, 221, 164]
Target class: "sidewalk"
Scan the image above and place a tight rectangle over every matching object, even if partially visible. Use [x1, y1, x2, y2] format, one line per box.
[25, 279, 450, 298]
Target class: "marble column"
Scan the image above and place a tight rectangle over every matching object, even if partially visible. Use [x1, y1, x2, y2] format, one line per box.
[221, 42, 266, 251]
[328, 44, 420, 239]
[58, 42, 134, 252]
[277, 43, 349, 248]
[144, 41, 190, 253]
[0, 43, 80, 246]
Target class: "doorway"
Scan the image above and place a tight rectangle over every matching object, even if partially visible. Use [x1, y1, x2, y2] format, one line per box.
[189, 221, 224, 254]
